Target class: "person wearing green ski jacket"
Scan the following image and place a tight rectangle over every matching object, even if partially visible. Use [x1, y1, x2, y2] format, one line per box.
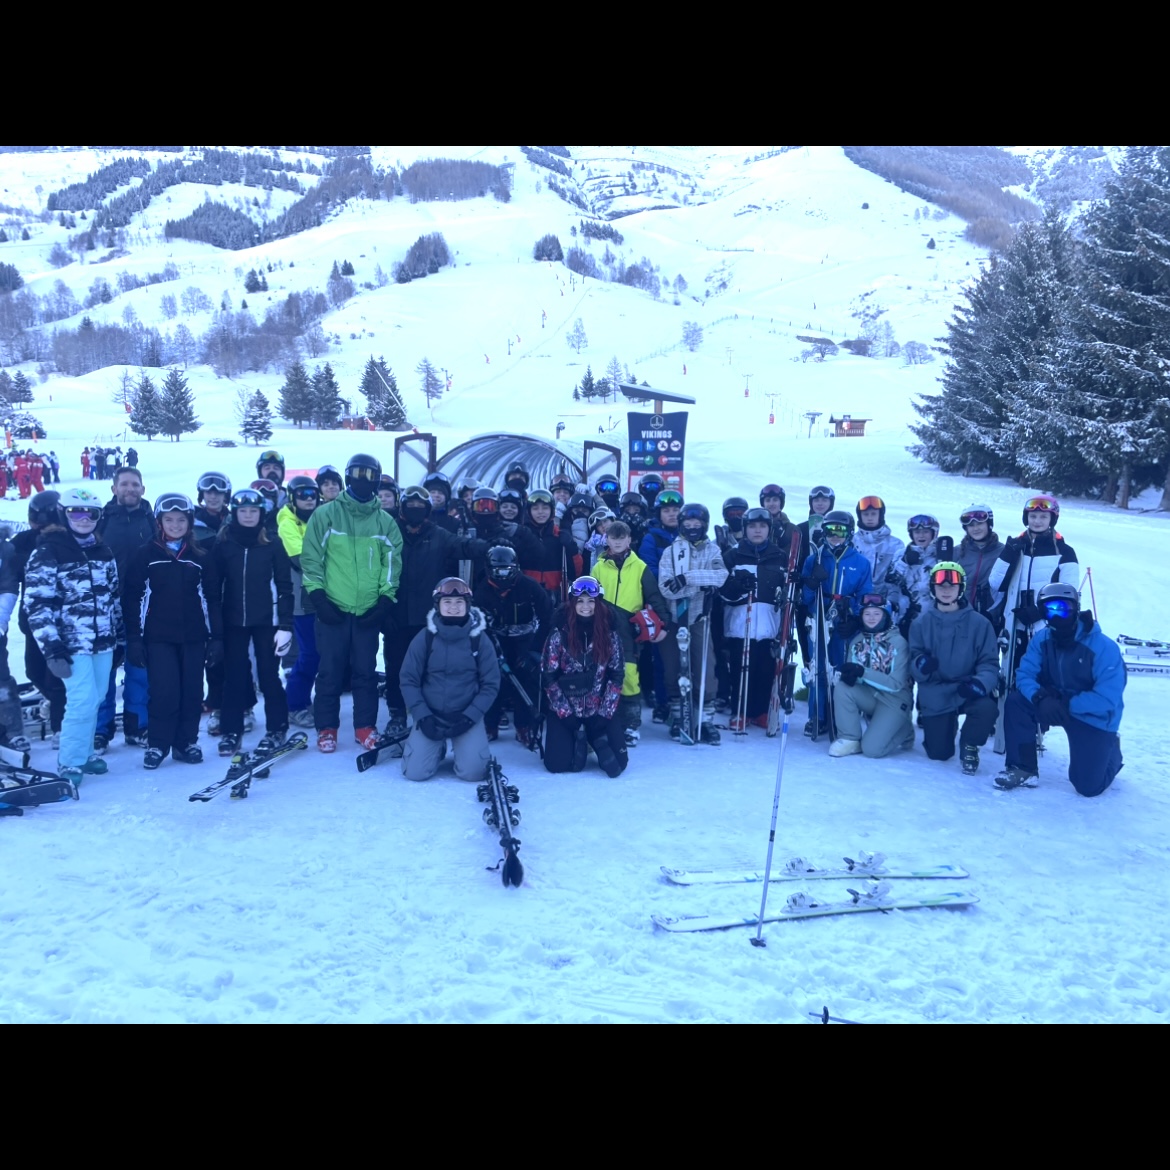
[300, 454, 403, 753]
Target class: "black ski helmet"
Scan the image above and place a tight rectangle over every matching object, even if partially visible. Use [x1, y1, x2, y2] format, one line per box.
[229, 487, 266, 521]
[760, 483, 786, 509]
[497, 487, 524, 515]
[505, 462, 530, 490]
[432, 576, 472, 609]
[29, 489, 60, 527]
[471, 486, 500, 518]
[638, 472, 664, 506]
[256, 449, 285, 483]
[549, 471, 576, 497]
[566, 491, 592, 517]
[822, 510, 856, 540]
[286, 475, 320, 511]
[855, 495, 887, 529]
[196, 471, 231, 504]
[487, 544, 520, 586]
[594, 474, 621, 504]
[722, 496, 749, 526]
[655, 489, 684, 518]
[315, 464, 343, 491]
[680, 502, 710, 542]
[742, 506, 773, 539]
[400, 485, 432, 520]
[423, 469, 451, 502]
[344, 453, 381, 491]
[809, 485, 835, 509]
[154, 491, 196, 529]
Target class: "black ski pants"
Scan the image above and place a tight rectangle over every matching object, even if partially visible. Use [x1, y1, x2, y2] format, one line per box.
[221, 625, 288, 736]
[920, 696, 998, 761]
[22, 624, 65, 733]
[314, 614, 379, 731]
[726, 637, 777, 719]
[147, 641, 205, 752]
[486, 635, 539, 732]
[544, 712, 627, 778]
[382, 622, 423, 716]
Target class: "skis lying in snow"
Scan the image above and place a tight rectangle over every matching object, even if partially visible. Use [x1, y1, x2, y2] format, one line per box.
[652, 884, 978, 932]
[661, 853, 969, 886]
[188, 732, 308, 802]
[1118, 634, 1170, 651]
[477, 756, 523, 887]
[1, 764, 79, 815]
[355, 729, 411, 772]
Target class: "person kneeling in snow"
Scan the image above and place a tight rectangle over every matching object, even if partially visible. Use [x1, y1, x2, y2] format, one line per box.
[994, 582, 1125, 795]
[399, 577, 499, 782]
[540, 576, 627, 778]
[828, 594, 913, 759]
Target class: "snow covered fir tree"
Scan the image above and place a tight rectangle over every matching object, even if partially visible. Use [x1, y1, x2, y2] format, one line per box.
[241, 390, 273, 444]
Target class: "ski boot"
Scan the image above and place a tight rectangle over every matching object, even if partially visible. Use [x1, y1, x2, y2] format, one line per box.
[207, 710, 222, 736]
[960, 743, 980, 775]
[994, 765, 1038, 790]
[218, 732, 242, 758]
[80, 754, 108, 775]
[257, 728, 288, 755]
[354, 727, 380, 751]
[143, 748, 165, 770]
[651, 703, 670, 725]
[317, 728, 338, 754]
[93, 732, 110, 755]
[700, 722, 721, 746]
[171, 743, 204, 765]
[624, 728, 640, 748]
[289, 707, 315, 729]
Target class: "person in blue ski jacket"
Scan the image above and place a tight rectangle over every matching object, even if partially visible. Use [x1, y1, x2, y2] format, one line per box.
[995, 582, 1125, 796]
[800, 510, 873, 736]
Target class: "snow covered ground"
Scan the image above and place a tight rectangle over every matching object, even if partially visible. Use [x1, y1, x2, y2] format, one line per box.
[2, 146, 1168, 1023]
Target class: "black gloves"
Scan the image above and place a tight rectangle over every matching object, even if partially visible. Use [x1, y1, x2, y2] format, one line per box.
[446, 715, 475, 739]
[312, 592, 345, 625]
[205, 639, 224, 668]
[1014, 602, 1045, 626]
[807, 562, 830, 584]
[1001, 537, 1022, 568]
[1034, 690, 1068, 727]
[837, 662, 864, 687]
[357, 596, 394, 629]
[558, 673, 595, 697]
[902, 548, 922, 566]
[915, 653, 939, 676]
[662, 573, 687, 593]
[418, 715, 447, 741]
[958, 677, 988, 700]
[728, 568, 756, 597]
[127, 639, 148, 670]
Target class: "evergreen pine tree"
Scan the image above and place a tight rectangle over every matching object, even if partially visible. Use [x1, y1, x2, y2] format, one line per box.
[129, 373, 165, 441]
[278, 360, 314, 427]
[361, 355, 406, 429]
[579, 365, 597, 401]
[241, 390, 274, 445]
[311, 363, 343, 428]
[416, 357, 442, 406]
[9, 371, 33, 404]
[159, 367, 201, 441]
[0, 371, 11, 403]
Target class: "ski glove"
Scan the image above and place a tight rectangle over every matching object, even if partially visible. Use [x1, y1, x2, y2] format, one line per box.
[205, 639, 224, 668]
[418, 714, 448, 742]
[47, 656, 73, 680]
[127, 639, 148, 670]
[1013, 601, 1045, 626]
[837, 662, 864, 687]
[445, 715, 475, 739]
[1001, 537, 1022, 567]
[274, 629, 293, 657]
[902, 548, 922, 566]
[662, 574, 687, 594]
[915, 653, 939, 676]
[1035, 691, 1068, 727]
[807, 562, 830, 584]
[728, 568, 757, 597]
[357, 596, 394, 629]
[958, 677, 987, 700]
[312, 592, 345, 625]
[884, 570, 906, 590]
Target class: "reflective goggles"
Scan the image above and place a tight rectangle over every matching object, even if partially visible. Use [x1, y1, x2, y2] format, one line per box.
[197, 473, 230, 494]
[930, 568, 964, 587]
[809, 485, 834, 500]
[527, 490, 553, 507]
[908, 515, 938, 531]
[472, 497, 498, 515]
[595, 479, 619, 495]
[293, 487, 320, 501]
[860, 593, 886, 609]
[960, 510, 991, 526]
[348, 465, 378, 482]
[656, 490, 683, 508]
[258, 450, 283, 467]
[822, 523, 851, 539]
[1043, 598, 1075, 620]
[569, 577, 604, 598]
[1024, 497, 1057, 512]
[857, 495, 884, 512]
[65, 506, 100, 519]
[434, 577, 472, 598]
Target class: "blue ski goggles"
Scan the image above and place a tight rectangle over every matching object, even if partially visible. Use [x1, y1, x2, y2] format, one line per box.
[1043, 598, 1075, 621]
[569, 577, 604, 598]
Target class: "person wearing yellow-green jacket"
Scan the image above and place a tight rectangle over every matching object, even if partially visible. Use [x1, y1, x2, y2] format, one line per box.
[277, 475, 325, 727]
[300, 454, 403, 754]
[590, 521, 671, 747]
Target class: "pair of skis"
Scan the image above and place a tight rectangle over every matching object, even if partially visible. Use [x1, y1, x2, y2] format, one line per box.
[477, 756, 523, 887]
[1117, 635, 1170, 677]
[1, 764, 79, 816]
[188, 732, 309, 801]
[767, 528, 803, 735]
[653, 850, 976, 932]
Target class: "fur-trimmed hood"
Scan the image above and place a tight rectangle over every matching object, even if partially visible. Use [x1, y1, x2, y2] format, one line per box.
[425, 605, 487, 638]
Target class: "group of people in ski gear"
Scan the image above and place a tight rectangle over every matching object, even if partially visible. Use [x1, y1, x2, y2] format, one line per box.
[3, 453, 1126, 801]
[80, 446, 136, 481]
[2, 450, 57, 498]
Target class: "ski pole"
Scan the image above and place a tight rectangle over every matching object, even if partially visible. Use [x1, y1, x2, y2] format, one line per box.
[1082, 566, 1098, 618]
[695, 593, 713, 744]
[750, 699, 791, 948]
[735, 588, 753, 733]
[808, 1006, 864, 1024]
